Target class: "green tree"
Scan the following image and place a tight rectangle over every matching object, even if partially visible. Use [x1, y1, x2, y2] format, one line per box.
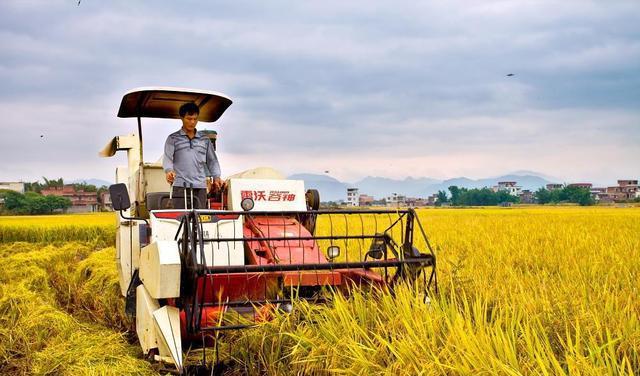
[564, 186, 594, 206]
[495, 190, 519, 204]
[24, 192, 51, 214]
[73, 182, 97, 192]
[448, 186, 463, 206]
[42, 177, 64, 188]
[436, 190, 448, 206]
[2, 191, 27, 213]
[444, 187, 520, 206]
[459, 188, 491, 205]
[45, 195, 72, 212]
[24, 181, 43, 193]
[535, 188, 551, 204]
[534, 186, 593, 206]
[0, 190, 71, 214]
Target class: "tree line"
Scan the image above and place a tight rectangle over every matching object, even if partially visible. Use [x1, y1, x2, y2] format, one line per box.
[533, 185, 594, 206]
[23, 178, 100, 194]
[1, 191, 72, 214]
[436, 185, 594, 206]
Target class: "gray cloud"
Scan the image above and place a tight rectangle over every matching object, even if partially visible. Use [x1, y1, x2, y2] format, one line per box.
[0, 0, 638, 184]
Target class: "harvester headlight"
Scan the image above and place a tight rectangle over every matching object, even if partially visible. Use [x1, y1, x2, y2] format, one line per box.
[326, 245, 340, 260]
[240, 197, 254, 211]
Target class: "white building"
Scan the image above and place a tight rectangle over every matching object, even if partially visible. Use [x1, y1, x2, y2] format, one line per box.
[385, 192, 406, 207]
[346, 188, 359, 207]
[0, 182, 25, 193]
[493, 181, 521, 196]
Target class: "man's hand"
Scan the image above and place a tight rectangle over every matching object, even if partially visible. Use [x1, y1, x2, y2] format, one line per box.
[211, 177, 224, 192]
[166, 171, 176, 184]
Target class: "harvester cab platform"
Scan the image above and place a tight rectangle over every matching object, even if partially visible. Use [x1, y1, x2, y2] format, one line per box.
[101, 87, 437, 373]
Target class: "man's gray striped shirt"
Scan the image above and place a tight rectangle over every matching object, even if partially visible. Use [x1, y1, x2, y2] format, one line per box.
[163, 128, 220, 189]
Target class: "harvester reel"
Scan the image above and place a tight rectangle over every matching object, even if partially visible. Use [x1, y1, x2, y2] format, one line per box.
[175, 207, 435, 342]
[392, 250, 435, 286]
[366, 233, 393, 260]
[178, 214, 198, 299]
[178, 211, 215, 335]
[367, 231, 434, 289]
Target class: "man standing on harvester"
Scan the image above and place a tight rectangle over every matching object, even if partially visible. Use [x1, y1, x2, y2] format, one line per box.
[163, 102, 223, 208]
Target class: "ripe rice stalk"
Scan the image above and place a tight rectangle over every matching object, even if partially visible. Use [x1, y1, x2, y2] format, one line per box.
[1, 208, 638, 375]
[227, 207, 640, 375]
[0, 213, 114, 245]
[0, 242, 154, 375]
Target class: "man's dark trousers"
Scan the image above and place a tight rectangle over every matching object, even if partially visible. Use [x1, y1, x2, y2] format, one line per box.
[171, 186, 207, 209]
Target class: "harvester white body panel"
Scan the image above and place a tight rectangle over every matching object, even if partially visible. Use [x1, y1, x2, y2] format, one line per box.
[142, 164, 171, 198]
[136, 284, 183, 371]
[152, 305, 183, 372]
[115, 166, 129, 187]
[139, 241, 181, 299]
[150, 211, 245, 267]
[227, 178, 307, 212]
[115, 220, 141, 296]
[136, 284, 160, 353]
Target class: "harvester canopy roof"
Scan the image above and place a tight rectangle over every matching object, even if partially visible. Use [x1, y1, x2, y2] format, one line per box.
[117, 87, 233, 122]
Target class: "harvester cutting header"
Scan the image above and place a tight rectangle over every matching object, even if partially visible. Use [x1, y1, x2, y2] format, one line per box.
[101, 87, 437, 372]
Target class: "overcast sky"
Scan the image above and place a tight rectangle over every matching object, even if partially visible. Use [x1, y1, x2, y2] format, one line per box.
[1, 0, 638, 185]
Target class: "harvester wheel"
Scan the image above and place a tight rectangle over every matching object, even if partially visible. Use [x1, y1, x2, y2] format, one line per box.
[306, 189, 320, 210]
[298, 189, 320, 234]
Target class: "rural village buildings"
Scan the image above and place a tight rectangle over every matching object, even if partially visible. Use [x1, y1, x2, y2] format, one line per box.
[2, 177, 638, 213]
[385, 193, 407, 207]
[358, 194, 374, 206]
[344, 178, 639, 207]
[100, 191, 113, 211]
[346, 188, 359, 207]
[41, 185, 99, 213]
[593, 180, 639, 202]
[519, 190, 535, 204]
[492, 181, 522, 196]
[0, 181, 110, 213]
[0, 182, 26, 193]
[548, 180, 640, 202]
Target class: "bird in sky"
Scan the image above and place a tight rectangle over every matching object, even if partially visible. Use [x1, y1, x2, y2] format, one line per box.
[506, 73, 515, 77]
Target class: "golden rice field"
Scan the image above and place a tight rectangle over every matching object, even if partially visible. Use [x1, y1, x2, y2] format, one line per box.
[1, 207, 638, 375]
[0, 213, 114, 245]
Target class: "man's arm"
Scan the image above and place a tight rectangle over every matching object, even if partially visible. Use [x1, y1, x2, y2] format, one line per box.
[163, 135, 176, 184]
[205, 139, 222, 191]
[205, 139, 221, 178]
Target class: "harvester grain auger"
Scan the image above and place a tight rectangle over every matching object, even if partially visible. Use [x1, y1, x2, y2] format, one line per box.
[101, 87, 437, 373]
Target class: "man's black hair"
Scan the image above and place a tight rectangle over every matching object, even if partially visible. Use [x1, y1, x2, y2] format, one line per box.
[179, 102, 200, 117]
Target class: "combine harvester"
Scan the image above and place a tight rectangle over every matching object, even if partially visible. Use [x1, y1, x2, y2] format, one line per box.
[101, 87, 437, 373]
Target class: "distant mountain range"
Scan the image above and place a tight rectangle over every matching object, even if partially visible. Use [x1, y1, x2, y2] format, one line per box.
[71, 173, 557, 203]
[289, 173, 555, 202]
[288, 174, 348, 202]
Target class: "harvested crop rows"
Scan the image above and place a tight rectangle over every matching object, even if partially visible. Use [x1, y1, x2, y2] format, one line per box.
[1, 207, 638, 375]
